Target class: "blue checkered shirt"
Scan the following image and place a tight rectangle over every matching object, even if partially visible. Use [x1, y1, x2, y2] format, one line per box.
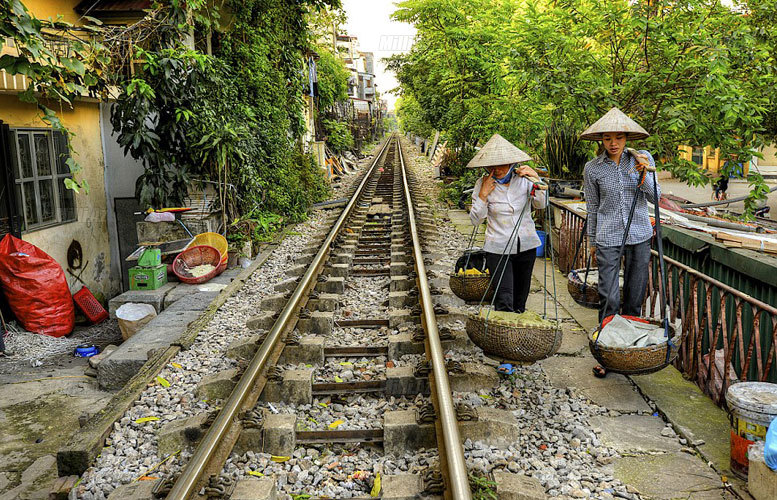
[583, 149, 661, 247]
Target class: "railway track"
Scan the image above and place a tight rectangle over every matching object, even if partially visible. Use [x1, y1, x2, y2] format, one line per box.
[160, 135, 472, 499]
[82, 135, 641, 500]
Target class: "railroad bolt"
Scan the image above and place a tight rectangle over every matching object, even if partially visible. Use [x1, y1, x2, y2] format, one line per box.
[422, 468, 444, 495]
[455, 403, 479, 422]
[416, 403, 437, 424]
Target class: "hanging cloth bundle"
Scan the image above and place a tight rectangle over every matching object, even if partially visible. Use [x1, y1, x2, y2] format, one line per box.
[465, 183, 562, 362]
[588, 163, 680, 374]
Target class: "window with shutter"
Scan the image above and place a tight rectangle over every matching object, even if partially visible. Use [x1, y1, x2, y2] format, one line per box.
[10, 129, 77, 232]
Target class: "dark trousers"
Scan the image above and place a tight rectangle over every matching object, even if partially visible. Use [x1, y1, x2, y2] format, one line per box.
[485, 248, 536, 312]
[596, 240, 651, 322]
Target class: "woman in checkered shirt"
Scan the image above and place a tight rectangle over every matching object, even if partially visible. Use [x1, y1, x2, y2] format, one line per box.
[581, 108, 661, 377]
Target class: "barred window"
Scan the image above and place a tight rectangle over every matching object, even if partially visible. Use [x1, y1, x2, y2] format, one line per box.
[11, 129, 76, 231]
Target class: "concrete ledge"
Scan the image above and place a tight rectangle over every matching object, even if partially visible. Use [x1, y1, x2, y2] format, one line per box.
[163, 282, 229, 308]
[163, 291, 220, 313]
[106, 479, 158, 499]
[749, 450, 777, 500]
[493, 472, 546, 500]
[232, 478, 278, 500]
[196, 368, 239, 401]
[97, 310, 199, 390]
[260, 369, 313, 405]
[631, 366, 732, 476]
[108, 283, 176, 318]
[382, 474, 426, 500]
[278, 336, 325, 365]
[157, 412, 209, 457]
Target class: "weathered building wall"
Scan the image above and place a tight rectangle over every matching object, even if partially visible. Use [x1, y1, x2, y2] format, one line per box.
[760, 145, 777, 167]
[0, 94, 119, 300]
[24, 0, 83, 23]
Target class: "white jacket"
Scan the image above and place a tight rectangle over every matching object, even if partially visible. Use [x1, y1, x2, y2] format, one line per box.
[469, 175, 548, 254]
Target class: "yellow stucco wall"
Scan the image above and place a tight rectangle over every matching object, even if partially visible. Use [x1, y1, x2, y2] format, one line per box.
[761, 145, 777, 167]
[23, 0, 84, 25]
[0, 94, 119, 299]
[677, 145, 749, 176]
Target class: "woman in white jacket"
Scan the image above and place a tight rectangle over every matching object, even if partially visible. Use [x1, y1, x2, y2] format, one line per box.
[469, 134, 548, 312]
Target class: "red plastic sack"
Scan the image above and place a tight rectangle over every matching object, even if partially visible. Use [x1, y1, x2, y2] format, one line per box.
[0, 234, 74, 337]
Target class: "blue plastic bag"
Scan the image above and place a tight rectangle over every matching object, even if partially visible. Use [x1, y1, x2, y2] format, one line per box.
[765, 418, 777, 471]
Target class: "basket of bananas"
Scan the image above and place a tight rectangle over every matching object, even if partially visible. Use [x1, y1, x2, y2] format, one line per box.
[449, 267, 495, 303]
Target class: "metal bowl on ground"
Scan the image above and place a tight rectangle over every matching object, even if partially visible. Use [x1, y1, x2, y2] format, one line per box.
[466, 312, 562, 362]
[173, 245, 222, 284]
[449, 274, 495, 303]
[588, 320, 680, 375]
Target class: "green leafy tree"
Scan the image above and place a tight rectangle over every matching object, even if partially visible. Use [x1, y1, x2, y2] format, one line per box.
[390, 0, 777, 214]
[111, 47, 220, 209]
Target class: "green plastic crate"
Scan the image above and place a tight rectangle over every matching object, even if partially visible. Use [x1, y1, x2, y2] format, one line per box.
[129, 264, 167, 290]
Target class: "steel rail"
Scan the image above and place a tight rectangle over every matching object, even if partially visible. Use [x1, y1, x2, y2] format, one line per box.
[166, 136, 393, 499]
[397, 138, 472, 499]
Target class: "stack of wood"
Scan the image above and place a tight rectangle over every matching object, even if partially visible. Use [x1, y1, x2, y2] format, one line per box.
[714, 231, 777, 255]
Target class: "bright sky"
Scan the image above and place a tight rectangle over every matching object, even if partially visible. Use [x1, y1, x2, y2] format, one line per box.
[341, 0, 416, 112]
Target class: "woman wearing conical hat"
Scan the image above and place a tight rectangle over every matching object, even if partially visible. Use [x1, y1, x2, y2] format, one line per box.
[469, 134, 548, 313]
[581, 108, 661, 377]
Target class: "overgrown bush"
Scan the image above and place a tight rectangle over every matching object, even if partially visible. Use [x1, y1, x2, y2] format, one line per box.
[322, 118, 354, 154]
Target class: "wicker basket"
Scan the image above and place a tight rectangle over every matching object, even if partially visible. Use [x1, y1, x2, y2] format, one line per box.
[466, 312, 562, 362]
[589, 321, 680, 375]
[567, 270, 600, 309]
[567, 268, 625, 310]
[449, 274, 494, 303]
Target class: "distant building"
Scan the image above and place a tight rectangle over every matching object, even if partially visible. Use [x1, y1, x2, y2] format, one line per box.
[677, 144, 777, 177]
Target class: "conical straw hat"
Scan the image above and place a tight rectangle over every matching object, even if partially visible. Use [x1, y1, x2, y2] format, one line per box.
[580, 107, 649, 141]
[466, 134, 532, 168]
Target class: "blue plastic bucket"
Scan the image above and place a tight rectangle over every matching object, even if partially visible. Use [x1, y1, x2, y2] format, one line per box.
[536, 230, 546, 257]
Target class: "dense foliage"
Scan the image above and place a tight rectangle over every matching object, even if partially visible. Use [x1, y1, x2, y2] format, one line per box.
[6, 0, 348, 244]
[108, 0, 341, 236]
[390, 0, 777, 213]
[316, 49, 350, 111]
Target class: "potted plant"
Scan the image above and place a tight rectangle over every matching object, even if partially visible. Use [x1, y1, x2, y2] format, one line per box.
[540, 113, 591, 198]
